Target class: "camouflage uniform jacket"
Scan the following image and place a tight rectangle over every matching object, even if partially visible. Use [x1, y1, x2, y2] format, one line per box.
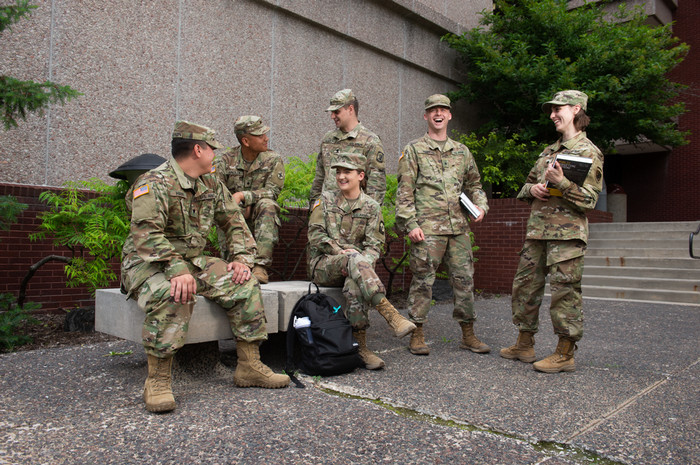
[121, 160, 256, 295]
[213, 146, 284, 207]
[310, 123, 386, 207]
[307, 191, 385, 269]
[517, 131, 604, 243]
[396, 134, 488, 236]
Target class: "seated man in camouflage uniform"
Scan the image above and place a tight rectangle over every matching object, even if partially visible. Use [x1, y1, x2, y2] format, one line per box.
[309, 89, 386, 208]
[501, 90, 603, 373]
[214, 115, 284, 284]
[307, 152, 415, 370]
[121, 121, 289, 413]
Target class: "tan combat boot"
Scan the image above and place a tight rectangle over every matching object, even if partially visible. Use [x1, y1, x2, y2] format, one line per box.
[144, 354, 177, 413]
[375, 298, 416, 338]
[353, 330, 385, 370]
[234, 340, 290, 388]
[499, 331, 536, 363]
[459, 322, 491, 353]
[252, 265, 269, 284]
[409, 323, 430, 355]
[533, 337, 577, 373]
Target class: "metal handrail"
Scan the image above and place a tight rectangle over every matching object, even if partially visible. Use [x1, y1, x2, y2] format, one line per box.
[690, 223, 700, 259]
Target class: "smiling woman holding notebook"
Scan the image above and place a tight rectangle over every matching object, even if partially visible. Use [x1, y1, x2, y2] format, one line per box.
[501, 90, 604, 374]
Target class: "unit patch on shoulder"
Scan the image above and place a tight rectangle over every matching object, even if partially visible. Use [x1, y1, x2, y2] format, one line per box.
[210, 166, 216, 173]
[133, 185, 150, 199]
[399, 151, 404, 161]
[311, 199, 321, 212]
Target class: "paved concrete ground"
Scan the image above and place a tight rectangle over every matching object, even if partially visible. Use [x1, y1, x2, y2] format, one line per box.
[1, 296, 697, 464]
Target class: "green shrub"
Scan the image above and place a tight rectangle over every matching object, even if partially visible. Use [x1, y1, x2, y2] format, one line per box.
[455, 132, 540, 198]
[0, 293, 40, 352]
[30, 178, 130, 295]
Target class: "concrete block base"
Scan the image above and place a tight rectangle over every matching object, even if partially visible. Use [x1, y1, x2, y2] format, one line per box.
[95, 281, 345, 344]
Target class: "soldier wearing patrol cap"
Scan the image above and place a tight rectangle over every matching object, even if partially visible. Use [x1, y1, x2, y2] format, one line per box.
[308, 152, 415, 370]
[214, 115, 285, 284]
[396, 94, 490, 356]
[121, 121, 289, 413]
[309, 88, 386, 209]
[501, 90, 604, 373]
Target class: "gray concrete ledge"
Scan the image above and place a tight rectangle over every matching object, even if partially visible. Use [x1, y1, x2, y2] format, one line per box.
[95, 281, 345, 343]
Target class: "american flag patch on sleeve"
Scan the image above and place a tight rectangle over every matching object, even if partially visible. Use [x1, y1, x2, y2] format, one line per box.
[133, 185, 150, 199]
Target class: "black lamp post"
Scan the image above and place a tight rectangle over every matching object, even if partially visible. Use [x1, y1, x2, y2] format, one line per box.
[109, 153, 166, 186]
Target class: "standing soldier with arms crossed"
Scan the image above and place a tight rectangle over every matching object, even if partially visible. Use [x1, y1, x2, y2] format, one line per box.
[121, 121, 289, 413]
[501, 90, 603, 373]
[396, 94, 490, 356]
[214, 115, 284, 284]
[309, 89, 386, 208]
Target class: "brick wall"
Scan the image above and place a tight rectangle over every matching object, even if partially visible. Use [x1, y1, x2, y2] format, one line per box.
[661, 0, 700, 221]
[2, 182, 612, 310]
[470, 199, 612, 293]
[620, 1, 700, 222]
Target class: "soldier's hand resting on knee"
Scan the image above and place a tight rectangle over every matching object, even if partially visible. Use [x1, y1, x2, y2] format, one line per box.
[228, 261, 253, 284]
[170, 274, 197, 304]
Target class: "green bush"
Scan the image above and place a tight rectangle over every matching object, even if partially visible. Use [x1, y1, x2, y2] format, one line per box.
[455, 132, 540, 198]
[30, 178, 130, 295]
[0, 293, 40, 352]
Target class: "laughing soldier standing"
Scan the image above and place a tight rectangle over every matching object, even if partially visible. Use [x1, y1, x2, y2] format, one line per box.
[396, 94, 490, 356]
[501, 90, 603, 373]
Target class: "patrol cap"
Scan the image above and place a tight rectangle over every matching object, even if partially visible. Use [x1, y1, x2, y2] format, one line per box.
[234, 115, 270, 137]
[171, 121, 223, 149]
[326, 89, 355, 112]
[331, 152, 367, 171]
[424, 94, 451, 110]
[542, 90, 588, 113]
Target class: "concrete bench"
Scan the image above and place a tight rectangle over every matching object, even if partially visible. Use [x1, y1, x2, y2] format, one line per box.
[95, 281, 345, 344]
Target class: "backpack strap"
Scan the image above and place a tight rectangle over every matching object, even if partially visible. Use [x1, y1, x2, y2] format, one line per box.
[285, 290, 312, 389]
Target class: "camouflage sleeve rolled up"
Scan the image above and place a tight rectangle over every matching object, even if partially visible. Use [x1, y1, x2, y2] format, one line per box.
[212, 177, 256, 267]
[395, 142, 419, 234]
[363, 136, 386, 206]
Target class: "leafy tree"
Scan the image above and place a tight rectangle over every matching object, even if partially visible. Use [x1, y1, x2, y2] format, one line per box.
[1, 0, 80, 129]
[443, 0, 689, 193]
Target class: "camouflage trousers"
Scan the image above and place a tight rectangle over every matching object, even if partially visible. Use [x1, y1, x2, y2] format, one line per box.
[219, 198, 280, 267]
[134, 256, 267, 357]
[309, 252, 385, 330]
[511, 239, 586, 341]
[408, 233, 476, 324]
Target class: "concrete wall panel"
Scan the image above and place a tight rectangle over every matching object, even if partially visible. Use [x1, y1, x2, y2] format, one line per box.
[0, 0, 488, 186]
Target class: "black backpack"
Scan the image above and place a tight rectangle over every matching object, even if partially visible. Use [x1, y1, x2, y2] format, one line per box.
[285, 283, 362, 387]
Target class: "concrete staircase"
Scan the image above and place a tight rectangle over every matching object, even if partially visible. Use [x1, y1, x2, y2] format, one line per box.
[580, 221, 700, 305]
